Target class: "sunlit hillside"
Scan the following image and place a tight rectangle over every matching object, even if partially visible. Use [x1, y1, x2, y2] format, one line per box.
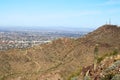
[0, 24, 120, 80]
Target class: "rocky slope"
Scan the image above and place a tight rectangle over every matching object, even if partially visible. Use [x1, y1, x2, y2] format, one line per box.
[0, 24, 120, 80]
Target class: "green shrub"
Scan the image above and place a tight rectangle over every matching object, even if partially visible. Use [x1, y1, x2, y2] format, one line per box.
[84, 76, 91, 80]
[111, 74, 120, 80]
[105, 60, 120, 72]
[100, 74, 114, 80]
[67, 67, 81, 80]
[112, 49, 118, 56]
[97, 57, 104, 63]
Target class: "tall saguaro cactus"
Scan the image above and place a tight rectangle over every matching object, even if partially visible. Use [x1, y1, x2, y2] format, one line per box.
[94, 44, 99, 71]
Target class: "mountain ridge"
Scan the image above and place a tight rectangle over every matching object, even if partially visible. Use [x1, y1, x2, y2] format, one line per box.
[0, 24, 120, 80]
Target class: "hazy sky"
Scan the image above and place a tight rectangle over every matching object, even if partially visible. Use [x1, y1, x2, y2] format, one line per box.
[0, 0, 120, 28]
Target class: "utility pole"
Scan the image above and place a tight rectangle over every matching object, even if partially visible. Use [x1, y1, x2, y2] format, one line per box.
[106, 21, 108, 25]
[109, 18, 111, 25]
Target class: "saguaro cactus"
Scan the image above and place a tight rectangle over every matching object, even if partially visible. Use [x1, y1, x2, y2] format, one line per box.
[94, 44, 99, 71]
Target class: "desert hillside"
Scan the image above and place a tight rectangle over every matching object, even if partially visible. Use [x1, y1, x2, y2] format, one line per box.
[0, 24, 120, 80]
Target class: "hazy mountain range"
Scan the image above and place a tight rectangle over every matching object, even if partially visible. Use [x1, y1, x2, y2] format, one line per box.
[0, 26, 94, 32]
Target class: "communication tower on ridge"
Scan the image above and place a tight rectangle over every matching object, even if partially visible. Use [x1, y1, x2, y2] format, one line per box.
[109, 18, 111, 25]
[106, 19, 111, 25]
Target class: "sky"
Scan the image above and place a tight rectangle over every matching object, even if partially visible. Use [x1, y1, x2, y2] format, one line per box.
[0, 0, 120, 29]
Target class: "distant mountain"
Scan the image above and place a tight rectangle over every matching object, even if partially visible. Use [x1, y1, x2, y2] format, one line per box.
[0, 26, 94, 32]
[0, 24, 120, 80]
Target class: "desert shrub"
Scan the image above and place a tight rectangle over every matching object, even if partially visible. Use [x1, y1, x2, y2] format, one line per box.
[97, 57, 104, 63]
[105, 60, 120, 72]
[111, 49, 119, 56]
[100, 74, 114, 80]
[67, 67, 81, 80]
[101, 60, 120, 80]
[71, 77, 78, 80]
[111, 74, 120, 80]
[84, 76, 91, 80]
